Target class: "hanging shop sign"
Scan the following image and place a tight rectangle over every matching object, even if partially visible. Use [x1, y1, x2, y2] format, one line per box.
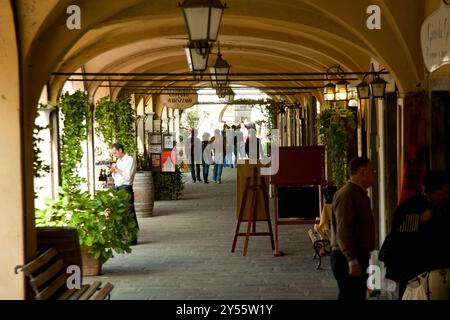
[160, 93, 198, 109]
[421, 1, 450, 72]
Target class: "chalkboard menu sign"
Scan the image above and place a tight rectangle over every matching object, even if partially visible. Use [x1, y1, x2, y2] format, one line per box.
[277, 186, 320, 219]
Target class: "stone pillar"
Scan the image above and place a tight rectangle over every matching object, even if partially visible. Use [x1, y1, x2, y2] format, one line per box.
[367, 97, 381, 248]
[0, 3, 26, 299]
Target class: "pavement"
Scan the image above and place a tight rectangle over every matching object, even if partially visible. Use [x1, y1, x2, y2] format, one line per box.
[88, 167, 338, 300]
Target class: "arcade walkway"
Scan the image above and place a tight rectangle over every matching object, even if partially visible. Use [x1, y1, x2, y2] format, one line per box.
[92, 168, 337, 300]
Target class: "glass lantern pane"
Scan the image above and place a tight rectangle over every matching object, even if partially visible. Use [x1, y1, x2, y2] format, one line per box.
[190, 48, 208, 71]
[209, 8, 223, 41]
[184, 7, 209, 41]
[372, 83, 385, 97]
[358, 86, 370, 99]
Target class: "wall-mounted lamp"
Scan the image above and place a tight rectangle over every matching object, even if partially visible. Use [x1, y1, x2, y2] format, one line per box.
[356, 69, 388, 100]
[323, 65, 349, 103]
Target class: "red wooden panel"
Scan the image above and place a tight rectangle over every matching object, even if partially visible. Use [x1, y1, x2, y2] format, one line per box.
[271, 146, 325, 186]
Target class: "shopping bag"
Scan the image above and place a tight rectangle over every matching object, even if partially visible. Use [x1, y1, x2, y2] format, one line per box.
[402, 274, 428, 300]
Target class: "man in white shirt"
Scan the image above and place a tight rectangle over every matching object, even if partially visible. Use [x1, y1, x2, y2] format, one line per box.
[111, 142, 139, 245]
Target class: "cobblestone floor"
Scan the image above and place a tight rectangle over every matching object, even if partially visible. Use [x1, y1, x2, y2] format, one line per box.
[87, 168, 338, 300]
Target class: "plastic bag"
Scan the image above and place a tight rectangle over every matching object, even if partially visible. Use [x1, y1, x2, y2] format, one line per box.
[402, 274, 428, 300]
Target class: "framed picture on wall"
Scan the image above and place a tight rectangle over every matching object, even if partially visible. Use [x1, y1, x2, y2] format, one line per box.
[149, 144, 162, 154]
[153, 120, 161, 133]
[163, 134, 174, 150]
[150, 133, 162, 145]
[151, 154, 161, 168]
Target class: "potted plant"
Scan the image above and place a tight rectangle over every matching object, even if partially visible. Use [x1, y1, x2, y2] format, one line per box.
[36, 188, 137, 276]
[317, 105, 356, 189]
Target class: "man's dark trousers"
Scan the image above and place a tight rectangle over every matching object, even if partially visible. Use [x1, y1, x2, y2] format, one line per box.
[331, 250, 369, 301]
[116, 185, 139, 242]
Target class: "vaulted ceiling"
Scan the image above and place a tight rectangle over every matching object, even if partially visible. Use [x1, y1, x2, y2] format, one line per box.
[15, 0, 427, 107]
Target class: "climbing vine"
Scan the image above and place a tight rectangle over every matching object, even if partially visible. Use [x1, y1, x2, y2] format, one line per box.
[116, 98, 136, 155]
[33, 103, 54, 179]
[317, 105, 356, 189]
[94, 97, 116, 149]
[95, 97, 136, 155]
[60, 91, 91, 193]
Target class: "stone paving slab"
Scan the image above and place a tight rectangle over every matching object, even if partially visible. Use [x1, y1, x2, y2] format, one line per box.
[86, 168, 338, 300]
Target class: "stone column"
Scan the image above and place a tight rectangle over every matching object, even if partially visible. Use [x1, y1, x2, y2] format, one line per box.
[0, 3, 26, 299]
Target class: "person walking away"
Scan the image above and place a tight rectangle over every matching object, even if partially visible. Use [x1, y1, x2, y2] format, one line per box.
[110, 142, 139, 246]
[245, 125, 263, 161]
[212, 129, 224, 183]
[221, 124, 228, 167]
[330, 157, 377, 301]
[225, 126, 235, 168]
[201, 132, 213, 184]
[235, 126, 245, 161]
[185, 128, 202, 183]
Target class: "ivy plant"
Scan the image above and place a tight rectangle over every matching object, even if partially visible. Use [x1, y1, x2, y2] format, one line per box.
[59, 91, 91, 193]
[95, 97, 136, 155]
[317, 105, 356, 189]
[33, 105, 53, 179]
[94, 97, 116, 149]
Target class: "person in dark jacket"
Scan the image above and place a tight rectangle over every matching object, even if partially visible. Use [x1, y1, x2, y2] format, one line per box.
[201, 132, 213, 183]
[245, 125, 263, 161]
[185, 128, 202, 183]
[330, 157, 377, 301]
[380, 171, 450, 298]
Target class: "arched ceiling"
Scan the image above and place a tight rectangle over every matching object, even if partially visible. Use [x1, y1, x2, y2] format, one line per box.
[15, 0, 427, 109]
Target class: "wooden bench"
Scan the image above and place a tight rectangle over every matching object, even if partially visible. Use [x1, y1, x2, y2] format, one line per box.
[17, 248, 114, 300]
[307, 228, 331, 270]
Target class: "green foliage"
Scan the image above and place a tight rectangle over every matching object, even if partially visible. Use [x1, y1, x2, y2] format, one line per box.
[116, 98, 137, 155]
[259, 99, 278, 133]
[153, 167, 184, 200]
[36, 188, 137, 264]
[95, 97, 136, 155]
[94, 97, 116, 149]
[137, 152, 151, 171]
[317, 105, 356, 189]
[60, 91, 91, 193]
[34, 105, 53, 179]
[186, 108, 199, 129]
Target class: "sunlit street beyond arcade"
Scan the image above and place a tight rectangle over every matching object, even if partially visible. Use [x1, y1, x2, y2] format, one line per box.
[99, 169, 337, 300]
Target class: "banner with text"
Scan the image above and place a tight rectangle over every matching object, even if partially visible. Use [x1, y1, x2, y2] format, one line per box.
[421, 2, 450, 72]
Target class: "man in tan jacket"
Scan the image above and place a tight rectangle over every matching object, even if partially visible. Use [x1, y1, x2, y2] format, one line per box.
[330, 157, 377, 301]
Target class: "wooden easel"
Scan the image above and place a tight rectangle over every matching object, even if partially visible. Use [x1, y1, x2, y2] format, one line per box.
[231, 166, 275, 256]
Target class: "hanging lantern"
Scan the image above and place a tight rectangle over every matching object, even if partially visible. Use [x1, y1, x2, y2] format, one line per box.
[323, 82, 335, 101]
[371, 76, 388, 98]
[180, 0, 226, 42]
[356, 80, 371, 100]
[335, 79, 349, 101]
[224, 87, 235, 103]
[185, 42, 210, 72]
[210, 51, 231, 88]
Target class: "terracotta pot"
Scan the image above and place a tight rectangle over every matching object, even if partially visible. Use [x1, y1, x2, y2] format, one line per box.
[36, 227, 82, 272]
[81, 247, 102, 276]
